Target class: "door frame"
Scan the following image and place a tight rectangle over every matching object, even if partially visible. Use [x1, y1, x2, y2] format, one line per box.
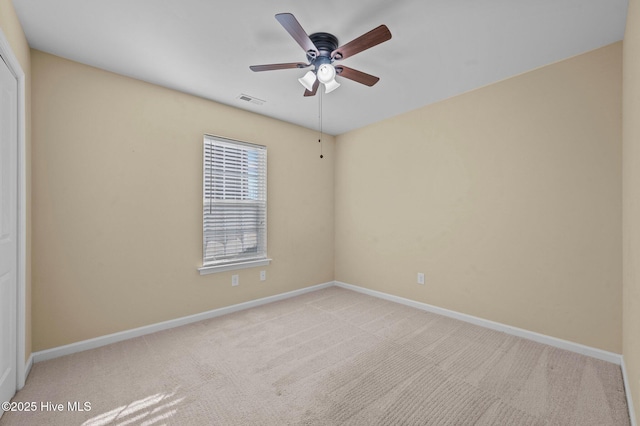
[0, 27, 28, 389]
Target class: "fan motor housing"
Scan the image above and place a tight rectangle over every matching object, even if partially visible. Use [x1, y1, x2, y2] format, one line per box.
[308, 32, 338, 61]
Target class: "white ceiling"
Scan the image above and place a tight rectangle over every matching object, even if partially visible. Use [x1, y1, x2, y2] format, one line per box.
[14, 0, 628, 136]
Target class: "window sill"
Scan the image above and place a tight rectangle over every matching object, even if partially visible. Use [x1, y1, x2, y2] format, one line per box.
[198, 258, 272, 275]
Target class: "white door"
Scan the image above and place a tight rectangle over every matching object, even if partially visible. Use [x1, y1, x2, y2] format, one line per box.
[0, 54, 17, 408]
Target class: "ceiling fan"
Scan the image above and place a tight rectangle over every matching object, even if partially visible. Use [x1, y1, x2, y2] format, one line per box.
[250, 13, 392, 96]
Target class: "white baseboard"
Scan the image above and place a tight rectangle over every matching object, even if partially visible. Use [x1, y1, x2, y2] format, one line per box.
[334, 281, 622, 365]
[622, 357, 637, 426]
[34, 279, 623, 366]
[18, 353, 33, 389]
[33, 281, 334, 363]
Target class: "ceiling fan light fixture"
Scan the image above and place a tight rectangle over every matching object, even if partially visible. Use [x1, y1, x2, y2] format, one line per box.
[317, 63, 340, 93]
[316, 63, 336, 84]
[298, 70, 316, 91]
[323, 79, 341, 94]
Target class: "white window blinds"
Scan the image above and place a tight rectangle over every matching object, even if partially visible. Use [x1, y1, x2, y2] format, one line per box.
[203, 135, 267, 269]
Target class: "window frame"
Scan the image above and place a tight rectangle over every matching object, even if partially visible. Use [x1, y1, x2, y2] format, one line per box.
[198, 134, 270, 275]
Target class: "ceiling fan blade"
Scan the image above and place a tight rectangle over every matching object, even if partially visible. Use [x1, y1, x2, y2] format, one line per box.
[335, 66, 380, 86]
[304, 80, 320, 97]
[250, 62, 310, 72]
[331, 25, 391, 60]
[275, 13, 318, 56]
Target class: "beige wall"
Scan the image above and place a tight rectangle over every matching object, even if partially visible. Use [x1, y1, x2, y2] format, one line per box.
[31, 50, 334, 351]
[623, 0, 640, 421]
[0, 0, 31, 362]
[335, 43, 622, 353]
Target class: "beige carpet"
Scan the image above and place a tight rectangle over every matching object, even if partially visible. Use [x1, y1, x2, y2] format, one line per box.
[0, 286, 630, 425]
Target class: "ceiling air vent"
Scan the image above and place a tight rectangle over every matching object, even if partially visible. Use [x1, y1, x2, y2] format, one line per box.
[237, 94, 265, 106]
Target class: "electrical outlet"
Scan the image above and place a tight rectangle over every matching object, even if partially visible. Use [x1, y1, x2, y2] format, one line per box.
[260, 270, 266, 281]
[232, 274, 239, 286]
[417, 273, 425, 285]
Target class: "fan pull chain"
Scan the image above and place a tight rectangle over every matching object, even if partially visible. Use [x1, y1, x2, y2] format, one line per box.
[318, 89, 324, 159]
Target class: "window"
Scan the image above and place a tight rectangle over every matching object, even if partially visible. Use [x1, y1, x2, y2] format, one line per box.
[199, 135, 269, 274]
